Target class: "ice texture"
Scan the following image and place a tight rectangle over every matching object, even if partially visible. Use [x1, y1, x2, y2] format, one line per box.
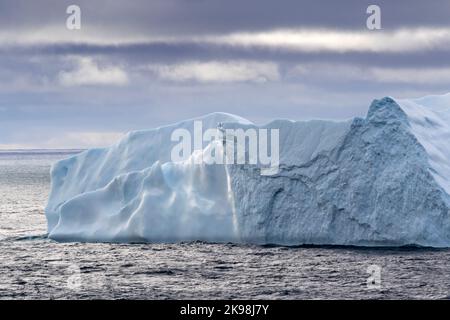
[46, 95, 450, 246]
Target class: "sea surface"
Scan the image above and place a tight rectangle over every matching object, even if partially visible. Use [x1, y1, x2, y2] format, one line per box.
[1, 150, 450, 299]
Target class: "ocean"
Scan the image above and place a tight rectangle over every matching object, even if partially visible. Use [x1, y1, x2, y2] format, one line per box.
[0, 150, 450, 299]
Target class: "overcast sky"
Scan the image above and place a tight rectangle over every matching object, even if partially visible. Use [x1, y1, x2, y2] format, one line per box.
[1, 0, 450, 148]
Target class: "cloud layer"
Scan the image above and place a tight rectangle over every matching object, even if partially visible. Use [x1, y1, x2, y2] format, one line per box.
[59, 57, 129, 86]
[148, 61, 279, 83]
[1, 0, 450, 148]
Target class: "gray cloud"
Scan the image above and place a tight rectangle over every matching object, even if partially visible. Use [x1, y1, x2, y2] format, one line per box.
[1, 0, 450, 148]
[2, 0, 450, 32]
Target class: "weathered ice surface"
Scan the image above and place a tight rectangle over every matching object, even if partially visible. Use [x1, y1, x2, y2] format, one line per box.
[46, 95, 450, 247]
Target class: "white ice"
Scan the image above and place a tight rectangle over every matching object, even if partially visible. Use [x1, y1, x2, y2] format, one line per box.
[46, 94, 450, 247]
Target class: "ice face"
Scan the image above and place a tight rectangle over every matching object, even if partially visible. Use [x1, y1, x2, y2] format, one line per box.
[45, 112, 252, 233]
[397, 94, 450, 195]
[46, 95, 450, 247]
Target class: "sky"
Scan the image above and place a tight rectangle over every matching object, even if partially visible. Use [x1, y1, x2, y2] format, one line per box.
[1, 0, 450, 149]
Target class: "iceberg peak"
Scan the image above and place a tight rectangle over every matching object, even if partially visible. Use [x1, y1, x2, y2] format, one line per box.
[46, 94, 450, 247]
[367, 96, 409, 124]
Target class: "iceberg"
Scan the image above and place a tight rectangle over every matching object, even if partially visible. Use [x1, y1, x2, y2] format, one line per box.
[46, 94, 450, 247]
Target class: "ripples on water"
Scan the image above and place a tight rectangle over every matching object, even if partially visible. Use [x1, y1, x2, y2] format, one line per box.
[1, 150, 450, 299]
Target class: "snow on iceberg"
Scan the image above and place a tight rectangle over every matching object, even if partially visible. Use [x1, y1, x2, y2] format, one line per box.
[46, 95, 450, 247]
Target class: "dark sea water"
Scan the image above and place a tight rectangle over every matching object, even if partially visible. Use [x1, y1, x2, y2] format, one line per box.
[1, 150, 450, 300]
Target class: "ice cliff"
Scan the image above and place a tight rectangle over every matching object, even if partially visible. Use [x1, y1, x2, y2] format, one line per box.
[46, 94, 450, 247]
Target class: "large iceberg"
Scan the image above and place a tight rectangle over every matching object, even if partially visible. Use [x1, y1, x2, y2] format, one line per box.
[46, 94, 450, 247]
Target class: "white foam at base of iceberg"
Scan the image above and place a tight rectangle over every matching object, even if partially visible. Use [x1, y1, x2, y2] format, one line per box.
[46, 95, 450, 246]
